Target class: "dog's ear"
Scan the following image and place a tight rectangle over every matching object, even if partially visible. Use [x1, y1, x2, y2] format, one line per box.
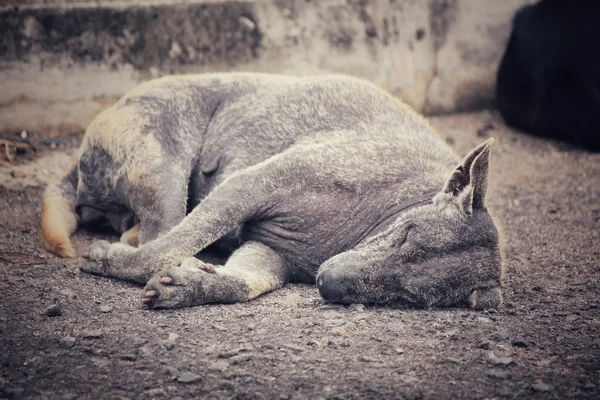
[442, 139, 493, 214]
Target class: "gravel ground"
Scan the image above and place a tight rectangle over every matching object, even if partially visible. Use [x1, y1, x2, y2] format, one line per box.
[0, 110, 598, 399]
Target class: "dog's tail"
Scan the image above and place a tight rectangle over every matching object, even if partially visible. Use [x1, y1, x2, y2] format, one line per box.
[41, 164, 79, 257]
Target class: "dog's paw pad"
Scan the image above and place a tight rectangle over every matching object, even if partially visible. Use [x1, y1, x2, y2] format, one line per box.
[142, 258, 219, 309]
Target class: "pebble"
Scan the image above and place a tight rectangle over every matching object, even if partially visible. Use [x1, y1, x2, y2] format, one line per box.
[323, 319, 345, 327]
[487, 369, 512, 380]
[219, 346, 251, 359]
[43, 304, 62, 317]
[330, 326, 347, 336]
[358, 355, 377, 362]
[159, 339, 175, 351]
[511, 338, 529, 348]
[228, 353, 253, 365]
[209, 360, 229, 372]
[80, 330, 103, 339]
[477, 340, 492, 350]
[489, 332, 504, 342]
[531, 381, 553, 392]
[487, 351, 514, 366]
[144, 388, 166, 397]
[394, 348, 405, 355]
[347, 303, 365, 312]
[477, 316, 492, 324]
[177, 372, 201, 384]
[565, 315, 579, 323]
[59, 336, 76, 348]
[56, 393, 77, 400]
[280, 343, 304, 353]
[121, 353, 138, 361]
[328, 339, 350, 348]
[100, 305, 113, 313]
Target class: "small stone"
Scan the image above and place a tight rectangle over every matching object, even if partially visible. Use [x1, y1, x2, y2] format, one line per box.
[489, 332, 504, 342]
[566, 315, 579, 323]
[121, 353, 138, 361]
[177, 372, 201, 383]
[4, 387, 25, 398]
[44, 304, 62, 317]
[159, 339, 175, 351]
[80, 330, 103, 339]
[347, 303, 365, 312]
[511, 338, 529, 348]
[531, 381, 553, 392]
[228, 354, 253, 365]
[477, 340, 492, 350]
[394, 348, 405, 354]
[280, 343, 304, 353]
[328, 339, 350, 348]
[160, 366, 178, 376]
[477, 316, 492, 324]
[56, 393, 78, 400]
[59, 336, 76, 348]
[167, 332, 179, 341]
[239, 15, 256, 30]
[100, 305, 113, 313]
[145, 388, 166, 397]
[209, 360, 229, 372]
[487, 369, 512, 380]
[323, 319, 345, 327]
[20, 130, 27, 139]
[358, 355, 377, 362]
[330, 326, 347, 336]
[82, 346, 103, 356]
[487, 351, 514, 366]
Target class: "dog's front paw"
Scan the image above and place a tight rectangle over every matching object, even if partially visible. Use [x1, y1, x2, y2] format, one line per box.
[88, 240, 111, 262]
[142, 257, 217, 309]
[81, 240, 137, 277]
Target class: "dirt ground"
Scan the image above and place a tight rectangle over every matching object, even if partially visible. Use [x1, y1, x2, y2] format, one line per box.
[0, 110, 598, 400]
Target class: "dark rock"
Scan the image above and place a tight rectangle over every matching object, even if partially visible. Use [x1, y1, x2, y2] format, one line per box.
[121, 353, 138, 361]
[80, 330, 103, 339]
[43, 303, 62, 317]
[477, 340, 492, 350]
[511, 338, 529, 348]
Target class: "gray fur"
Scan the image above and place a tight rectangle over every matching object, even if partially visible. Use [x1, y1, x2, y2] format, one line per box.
[70, 73, 503, 309]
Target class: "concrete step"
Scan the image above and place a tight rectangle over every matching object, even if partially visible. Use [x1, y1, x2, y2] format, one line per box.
[0, 0, 533, 134]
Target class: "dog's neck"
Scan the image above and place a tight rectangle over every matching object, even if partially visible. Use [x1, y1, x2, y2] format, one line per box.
[361, 189, 439, 241]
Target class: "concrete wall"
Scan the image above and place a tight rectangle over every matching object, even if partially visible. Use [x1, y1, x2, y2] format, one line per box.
[0, 0, 534, 134]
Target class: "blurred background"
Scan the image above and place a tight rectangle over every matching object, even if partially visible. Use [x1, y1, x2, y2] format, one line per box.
[0, 0, 534, 135]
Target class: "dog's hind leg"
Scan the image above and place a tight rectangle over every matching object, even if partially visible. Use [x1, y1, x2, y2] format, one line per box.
[141, 241, 290, 308]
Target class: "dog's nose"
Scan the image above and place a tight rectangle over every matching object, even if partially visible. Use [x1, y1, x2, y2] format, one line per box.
[317, 270, 345, 302]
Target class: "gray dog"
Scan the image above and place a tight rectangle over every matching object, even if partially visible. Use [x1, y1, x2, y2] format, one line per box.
[41, 73, 503, 309]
